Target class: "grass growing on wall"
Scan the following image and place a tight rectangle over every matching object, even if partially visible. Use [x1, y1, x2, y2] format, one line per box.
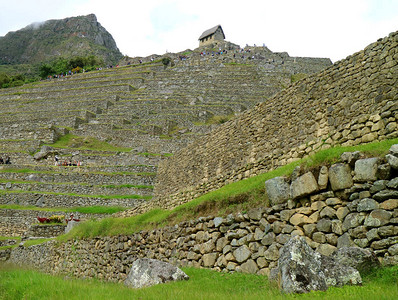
[58, 137, 398, 240]
[0, 265, 397, 300]
[0, 204, 127, 215]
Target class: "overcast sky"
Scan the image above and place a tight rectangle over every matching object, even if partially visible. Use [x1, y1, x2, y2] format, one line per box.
[1, 0, 398, 63]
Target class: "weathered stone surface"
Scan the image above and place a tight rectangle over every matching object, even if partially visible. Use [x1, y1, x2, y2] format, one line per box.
[33, 146, 55, 161]
[337, 233, 355, 248]
[320, 206, 337, 218]
[386, 154, 398, 169]
[341, 151, 363, 166]
[124, 258, 189, 289]
[343, 213, 365, 231]
[316, 219, 332, 233]
[332, 247, 380, 273]
[265, 177, 291, 205]
[264, 244, 279, 261]
[233, 245, 251, 263]
[202, 253, 218, 267]
[318, 166, 329, 190]
[336, 206, 349, 221]
[270, 236, 361, 294]
[240, 259, 259, 274]
[291, 172, 318, 199]
[317, 244, 337, 256]
[364, 209, 392, 227]
[289, 213, 309, 226]
[354, 158, 380, 182]
[379, 199, 398, 210]
[373, 190, 398, 201]
[329, 163, 353, 191]
[357, 198, 379, 212]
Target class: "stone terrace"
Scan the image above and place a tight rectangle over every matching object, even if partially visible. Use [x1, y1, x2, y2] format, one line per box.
[0, 46, 331, 237]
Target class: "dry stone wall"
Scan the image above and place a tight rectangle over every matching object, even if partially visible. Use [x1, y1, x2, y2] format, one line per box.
[7, 151, 398, 282]
[153, 30, 398, 210]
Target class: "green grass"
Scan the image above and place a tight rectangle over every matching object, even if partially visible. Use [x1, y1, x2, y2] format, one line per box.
[46, 133, 131, 152]
[0, 265, 397, 300]
[0, 204, 127, 215]
[0, 236, 21, 241]
[0, 189, 152, 200]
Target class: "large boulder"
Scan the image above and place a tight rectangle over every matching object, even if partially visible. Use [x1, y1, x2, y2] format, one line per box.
[124, 258, 189, 289]
[33, 146, 55, 161]
[332, 247, 380, 274]
[290, 172, 318, 200]
[329, 163, 353, 191]
[269, 236, 361, 294]
[354, 158, 380, 182]
[265, 177, 291, 205]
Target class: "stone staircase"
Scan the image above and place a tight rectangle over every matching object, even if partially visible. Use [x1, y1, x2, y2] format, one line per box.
[0, 46, 331, 238]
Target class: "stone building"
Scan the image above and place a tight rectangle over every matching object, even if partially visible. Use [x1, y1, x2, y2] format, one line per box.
[198, 25, 225, 47]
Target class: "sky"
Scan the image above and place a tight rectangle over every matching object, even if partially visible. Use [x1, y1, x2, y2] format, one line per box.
[1, 0, 398, 63]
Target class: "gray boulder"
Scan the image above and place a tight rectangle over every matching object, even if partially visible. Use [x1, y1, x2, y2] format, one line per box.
[290, 172, 318, 200]
[329, 163, 353, 191]
[354, 158, 380, 182]
[332, 247, 380, 274]
[269, 236, 361, 294]
[125, 258, 189, 289]
[33, 146, 55, 161]
[265, 177, 291, 205]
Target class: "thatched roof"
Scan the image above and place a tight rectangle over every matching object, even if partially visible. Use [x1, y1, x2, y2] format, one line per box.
[198, 25, 225, 40]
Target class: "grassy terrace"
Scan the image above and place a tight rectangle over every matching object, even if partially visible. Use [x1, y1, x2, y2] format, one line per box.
[0, 189, 153, 200]
[59, 137, 398, 240]
[0, 204, 127, 215]
[1, 265, 397, 300]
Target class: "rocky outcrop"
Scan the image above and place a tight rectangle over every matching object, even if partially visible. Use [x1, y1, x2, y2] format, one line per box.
[124, 258, 189, 289]
[0, 14, 123, 64]
[270, 236, 361, 294]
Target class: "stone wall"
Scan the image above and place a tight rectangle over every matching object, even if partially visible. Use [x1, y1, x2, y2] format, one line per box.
[23, 224, 67, 238]
[7, 151, 398, 281]
[153, 30, 398, 210]
[0, 209, 111, 237]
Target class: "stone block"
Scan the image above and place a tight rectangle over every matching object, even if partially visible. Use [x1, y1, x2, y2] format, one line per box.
[265, 177, 291, 205]
[354, 158, 380, 182]
[357, 198, 379, 212]
[291, 172, 319, 200]
[364, 209, 392, 227]
[329, 163, 353, 191]
[318, 166, 329, 190]
[233, 245, 251, 263]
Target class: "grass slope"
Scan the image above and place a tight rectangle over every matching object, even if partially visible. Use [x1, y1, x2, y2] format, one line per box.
[0, 265, 397, 300]
[61, 137, 398, 240]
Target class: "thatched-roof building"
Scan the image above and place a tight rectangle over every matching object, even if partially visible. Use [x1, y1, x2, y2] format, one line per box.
[198, 25, 225, 47]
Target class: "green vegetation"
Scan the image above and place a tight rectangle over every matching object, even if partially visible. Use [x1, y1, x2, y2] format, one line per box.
[0, 265, 397, 300]
[0, 189, 152, 201]
[60, 138, 398, 239]
[46, 133, 131, 152]
[0, 204, 127, 215]
[291, 73, 307, 83]
[39, 55, 104, 79]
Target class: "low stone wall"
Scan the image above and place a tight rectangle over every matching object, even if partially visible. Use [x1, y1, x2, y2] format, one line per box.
[23, 224, 67, 238]
[8, 151, 398, 282]
[0, 209, 111, 237]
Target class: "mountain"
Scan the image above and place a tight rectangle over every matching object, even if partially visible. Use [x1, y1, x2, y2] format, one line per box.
[0, 14, 123, 65]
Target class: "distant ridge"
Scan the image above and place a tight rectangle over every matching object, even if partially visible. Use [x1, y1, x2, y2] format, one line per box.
[0, 14, 123, 65]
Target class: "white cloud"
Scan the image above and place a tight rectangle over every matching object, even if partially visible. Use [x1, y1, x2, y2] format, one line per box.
[0, 0, 397, 62]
